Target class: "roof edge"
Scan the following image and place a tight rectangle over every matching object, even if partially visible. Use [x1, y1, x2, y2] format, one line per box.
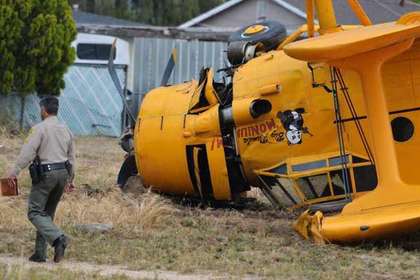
[271, 0, 308, 20]
[78, 25, 235, 42]
[178, 0, 245, 28]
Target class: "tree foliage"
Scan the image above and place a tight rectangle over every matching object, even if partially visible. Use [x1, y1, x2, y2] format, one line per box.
[0, 0, 77, 96]
[71, 0, 225, 26]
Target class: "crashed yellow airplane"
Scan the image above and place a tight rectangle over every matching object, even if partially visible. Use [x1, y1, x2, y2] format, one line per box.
[116, 0, 420, 243]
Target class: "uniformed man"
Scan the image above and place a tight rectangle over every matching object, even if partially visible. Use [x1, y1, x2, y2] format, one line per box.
[6, 96, 75, 263]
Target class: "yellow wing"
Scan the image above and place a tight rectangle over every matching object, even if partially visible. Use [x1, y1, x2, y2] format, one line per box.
[284, 13, 420, 63]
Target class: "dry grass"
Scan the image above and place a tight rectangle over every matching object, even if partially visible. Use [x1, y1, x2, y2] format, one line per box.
[0, 189, 175, 235]
[0, 197, 28, 233]
[0, 129, 175, 235]
[1, 129, 420, 279]
[57, 189, 176, 233]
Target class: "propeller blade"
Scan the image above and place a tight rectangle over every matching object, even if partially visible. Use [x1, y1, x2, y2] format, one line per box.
[117, 154, 138, 188]
[108, 39, 136, 124]
[160, 48, 178, 86]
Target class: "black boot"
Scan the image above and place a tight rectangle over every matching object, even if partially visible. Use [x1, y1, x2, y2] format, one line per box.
[53, 235, 68, 263]
[29, 253, 46, 263]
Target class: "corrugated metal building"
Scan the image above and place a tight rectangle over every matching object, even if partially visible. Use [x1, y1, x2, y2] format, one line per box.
[132, 38, 227, 100]
[0, 66, 126, 137]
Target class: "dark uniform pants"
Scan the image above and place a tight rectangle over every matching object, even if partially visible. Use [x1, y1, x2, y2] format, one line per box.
[28, 169, 68, 258]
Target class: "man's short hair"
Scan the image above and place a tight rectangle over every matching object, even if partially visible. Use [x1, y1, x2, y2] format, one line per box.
[39, 96, 59, 115]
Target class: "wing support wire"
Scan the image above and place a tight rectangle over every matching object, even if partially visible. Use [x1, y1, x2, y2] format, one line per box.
[334, 68, 375, 165]
[308, 62, 376, 195]
[330, 67, 352, 200]
[328, 67, 377, 200]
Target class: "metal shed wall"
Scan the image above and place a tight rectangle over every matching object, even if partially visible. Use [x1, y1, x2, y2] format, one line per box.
[0, 65, 126, 137]
[132, 38, 228, 100]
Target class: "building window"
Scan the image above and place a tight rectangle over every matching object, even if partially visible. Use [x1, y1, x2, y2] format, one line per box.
[77, 43, 116, 60]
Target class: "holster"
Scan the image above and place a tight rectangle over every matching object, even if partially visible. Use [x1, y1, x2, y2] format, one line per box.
[64, 161, 73, 177]
[29, 156, 43, 185]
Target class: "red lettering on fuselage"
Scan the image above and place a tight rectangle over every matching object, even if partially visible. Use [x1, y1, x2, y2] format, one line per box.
[216, 137, 223, 148]
[236, 119, 277, 138]
[266, 119, 276, 130]
[210, 137, 224, 150]
[251, 126, 259, 136]
[237, 127, 248, 138]
[260, 124, 267, 133]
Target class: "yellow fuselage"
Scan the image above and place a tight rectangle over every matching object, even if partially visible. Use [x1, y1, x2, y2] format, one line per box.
[133, 38, 420, 206]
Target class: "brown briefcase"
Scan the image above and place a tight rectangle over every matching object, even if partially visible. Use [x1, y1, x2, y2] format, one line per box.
[0, 178, 19, 196]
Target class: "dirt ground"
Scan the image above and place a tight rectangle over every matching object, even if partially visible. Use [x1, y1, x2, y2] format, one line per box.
[1, 131, 420, 279]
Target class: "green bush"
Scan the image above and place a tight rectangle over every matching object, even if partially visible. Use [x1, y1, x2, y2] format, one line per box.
[0, 0, 77, 97]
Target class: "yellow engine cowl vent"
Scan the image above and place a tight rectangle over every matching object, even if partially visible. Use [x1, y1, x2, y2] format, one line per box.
[231, 98, 272, 127]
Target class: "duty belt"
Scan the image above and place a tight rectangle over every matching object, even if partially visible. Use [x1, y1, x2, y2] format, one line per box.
[41, 162, 68, 173]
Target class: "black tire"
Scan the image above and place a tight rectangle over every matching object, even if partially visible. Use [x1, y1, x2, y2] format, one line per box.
[228, 20, 287, 51]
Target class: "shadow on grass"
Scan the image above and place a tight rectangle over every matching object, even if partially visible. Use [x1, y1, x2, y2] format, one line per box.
[356, 231, 420, 251]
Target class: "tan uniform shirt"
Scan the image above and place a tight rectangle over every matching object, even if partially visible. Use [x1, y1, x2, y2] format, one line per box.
[12, 116, 75, 179]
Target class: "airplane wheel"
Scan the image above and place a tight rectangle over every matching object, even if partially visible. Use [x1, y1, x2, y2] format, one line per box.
[228, 20, 287, 51]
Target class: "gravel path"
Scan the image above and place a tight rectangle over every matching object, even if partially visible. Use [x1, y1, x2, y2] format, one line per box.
[0, 255, 259, 280]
